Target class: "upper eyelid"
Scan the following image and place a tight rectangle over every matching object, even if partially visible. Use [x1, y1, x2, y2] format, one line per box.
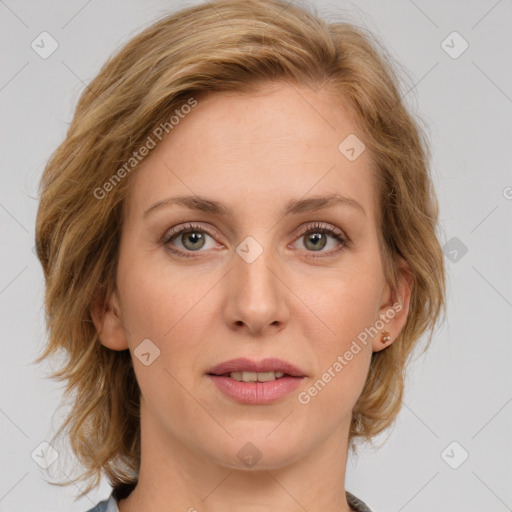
[163, 222, 220, 242]
[163, 221, 347, 245]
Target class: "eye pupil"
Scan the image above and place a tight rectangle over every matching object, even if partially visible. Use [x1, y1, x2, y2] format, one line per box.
[305, 232, 326, 251]
[183, 231, 205, 250]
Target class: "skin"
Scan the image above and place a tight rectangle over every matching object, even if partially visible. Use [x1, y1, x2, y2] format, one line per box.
[91, 81, 412, 512]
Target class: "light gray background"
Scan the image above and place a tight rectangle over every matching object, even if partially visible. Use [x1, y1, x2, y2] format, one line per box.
[1, 1, 511, 511]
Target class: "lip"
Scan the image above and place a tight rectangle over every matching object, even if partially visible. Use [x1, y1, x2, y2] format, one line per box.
[206, 357, 306, 405]
[207, 374, 303, 404]
[207, 357, 306, 378]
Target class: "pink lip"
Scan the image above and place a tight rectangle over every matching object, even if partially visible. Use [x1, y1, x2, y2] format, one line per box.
[207, 375, 303, 404]
[207, 357, 306, 377]
[206, 357, 306, 405]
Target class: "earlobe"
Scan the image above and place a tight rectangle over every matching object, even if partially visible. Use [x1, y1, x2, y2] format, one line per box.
[90, 288, 129, 351]
[372, 258, 414, 352]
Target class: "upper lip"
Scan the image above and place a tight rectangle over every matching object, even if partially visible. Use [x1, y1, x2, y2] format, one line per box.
[207, 357, 306, 377]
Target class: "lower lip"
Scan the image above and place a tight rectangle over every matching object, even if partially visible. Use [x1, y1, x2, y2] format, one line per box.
[207, 375, 304, 404]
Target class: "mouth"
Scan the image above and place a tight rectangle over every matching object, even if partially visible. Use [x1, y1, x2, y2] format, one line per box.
[207, 370, 301, 382]
[206, 358, 306, 404]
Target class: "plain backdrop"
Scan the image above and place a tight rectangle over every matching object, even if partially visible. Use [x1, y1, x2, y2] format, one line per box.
[1, 1, 511, 511]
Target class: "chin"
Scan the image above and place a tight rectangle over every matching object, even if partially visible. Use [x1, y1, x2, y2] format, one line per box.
[199, 434, 305, 471]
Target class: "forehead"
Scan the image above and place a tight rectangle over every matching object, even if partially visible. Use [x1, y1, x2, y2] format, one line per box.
[124, 82, 376, 221]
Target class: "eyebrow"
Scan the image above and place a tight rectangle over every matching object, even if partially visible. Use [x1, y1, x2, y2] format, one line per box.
[143, 193, 366, 219]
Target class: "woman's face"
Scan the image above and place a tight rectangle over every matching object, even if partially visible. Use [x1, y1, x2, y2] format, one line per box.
[93, 82, 410, 470]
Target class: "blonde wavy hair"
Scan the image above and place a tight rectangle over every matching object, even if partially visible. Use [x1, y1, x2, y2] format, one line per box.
[34, 0, 446, 499]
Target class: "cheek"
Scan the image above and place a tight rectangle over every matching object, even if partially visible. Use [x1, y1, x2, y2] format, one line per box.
[296, 261, 383, 350]
[119, 247, 203, 336]
[297, 273, 378, 413]
[119, 266, 210, 420]
[119, 257, 217, 374]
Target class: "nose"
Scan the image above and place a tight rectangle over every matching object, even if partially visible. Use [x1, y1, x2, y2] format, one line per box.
[222, 242, 289, 336]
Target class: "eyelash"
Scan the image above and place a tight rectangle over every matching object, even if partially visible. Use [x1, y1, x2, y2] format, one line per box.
[161, 222, 349, 260]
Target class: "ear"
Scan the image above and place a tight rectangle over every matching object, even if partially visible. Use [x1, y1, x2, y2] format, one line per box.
[372, 257, 414, 352]
[90, 287, 129, 351]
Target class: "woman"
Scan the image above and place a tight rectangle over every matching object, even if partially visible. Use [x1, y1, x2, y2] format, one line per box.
[34, 0, 446, 511]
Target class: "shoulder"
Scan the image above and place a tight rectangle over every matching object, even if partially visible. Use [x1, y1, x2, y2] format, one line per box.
[82, 492, 119, 512]
[346, 490, 375, 512]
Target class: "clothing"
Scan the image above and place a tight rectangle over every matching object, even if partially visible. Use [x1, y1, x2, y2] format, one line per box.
[84, 489, 374, 512]
[347, 490, 374, 512]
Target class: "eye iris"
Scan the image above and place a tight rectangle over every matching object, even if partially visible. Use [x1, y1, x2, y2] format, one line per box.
[182, 231, 205, 250]
[305, 232, 326, 251]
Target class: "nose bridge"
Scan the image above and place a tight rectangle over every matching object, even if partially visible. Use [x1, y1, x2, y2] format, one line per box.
[227, 233, 286, 333]
[236, 235, 278, 302]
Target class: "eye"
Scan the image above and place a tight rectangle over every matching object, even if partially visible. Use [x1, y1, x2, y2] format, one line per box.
[291, 222, 348, 258]
[162, 223, 219, 259]
[161, 221, 349, 259]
